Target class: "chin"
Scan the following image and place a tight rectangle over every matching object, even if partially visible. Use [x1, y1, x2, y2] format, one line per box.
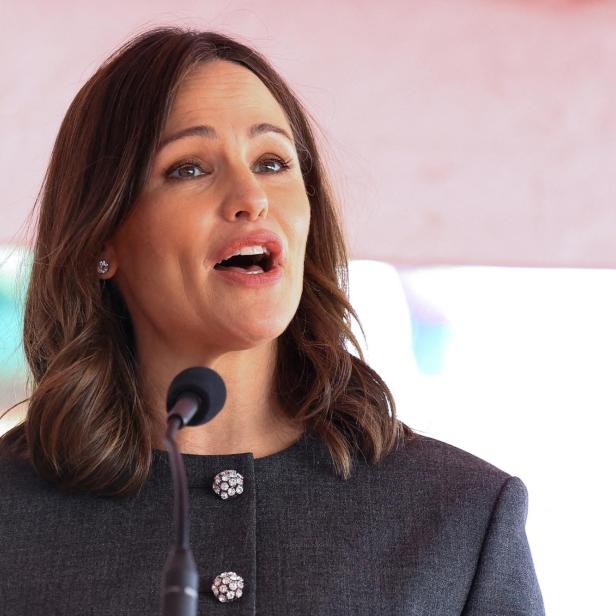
[220, 315, 293, 351]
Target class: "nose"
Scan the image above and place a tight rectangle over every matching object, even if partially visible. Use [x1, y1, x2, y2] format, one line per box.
[220, 166, 269, 222]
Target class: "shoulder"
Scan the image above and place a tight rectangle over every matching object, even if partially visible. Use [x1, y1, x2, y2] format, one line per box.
[374, 432, 543, 613]
[0, 455, 63, 544]
[0, 454, 59, 504]
[353, 427, 525, 519]
[376, 428, 512, 480]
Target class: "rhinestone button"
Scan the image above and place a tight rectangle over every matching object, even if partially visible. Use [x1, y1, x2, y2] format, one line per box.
[212, 469, 244, 500]
[211, 571, 244, 602]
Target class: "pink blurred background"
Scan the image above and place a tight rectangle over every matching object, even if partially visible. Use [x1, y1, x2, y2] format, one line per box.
[2, 0, 616, 267]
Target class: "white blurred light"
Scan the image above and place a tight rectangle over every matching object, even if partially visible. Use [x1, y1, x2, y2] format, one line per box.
[347, 260, 418, 425]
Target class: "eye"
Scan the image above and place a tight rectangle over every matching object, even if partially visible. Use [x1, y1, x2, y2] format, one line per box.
[165, 160, 207, 181]
[164, 155, 292, 181]
[254, 156, 292, 174]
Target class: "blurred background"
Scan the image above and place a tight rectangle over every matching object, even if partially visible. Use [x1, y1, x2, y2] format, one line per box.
[3, 1, 616, 613]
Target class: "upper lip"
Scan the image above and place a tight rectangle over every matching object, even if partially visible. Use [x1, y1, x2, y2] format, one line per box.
[210, 230, 284, 269]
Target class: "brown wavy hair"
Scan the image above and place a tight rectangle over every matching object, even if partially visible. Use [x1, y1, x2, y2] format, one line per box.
[0, 27, 414, 495]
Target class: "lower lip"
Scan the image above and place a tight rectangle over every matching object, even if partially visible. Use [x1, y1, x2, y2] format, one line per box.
[212, 263, 284, 287]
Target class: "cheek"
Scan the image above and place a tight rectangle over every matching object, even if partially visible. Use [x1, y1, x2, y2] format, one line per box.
[115, 199, 204, 267]
[288, 204, 310, 301]
[289, 197, 311, 251]
[112, 229, 185, 314]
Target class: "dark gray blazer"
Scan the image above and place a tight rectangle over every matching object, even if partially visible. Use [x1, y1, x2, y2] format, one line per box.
[0, 431, 545, 615]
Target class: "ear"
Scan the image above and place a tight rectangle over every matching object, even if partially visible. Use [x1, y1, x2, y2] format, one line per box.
[97, 243, 119, 279]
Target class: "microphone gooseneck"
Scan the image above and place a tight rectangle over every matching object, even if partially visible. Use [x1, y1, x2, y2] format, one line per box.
[161, 367, 226, 616]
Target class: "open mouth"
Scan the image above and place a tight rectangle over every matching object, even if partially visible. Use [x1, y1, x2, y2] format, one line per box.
[213, 252, 274, 274]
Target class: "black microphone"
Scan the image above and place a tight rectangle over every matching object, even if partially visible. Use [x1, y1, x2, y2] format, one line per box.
[161, 367, 226, 616]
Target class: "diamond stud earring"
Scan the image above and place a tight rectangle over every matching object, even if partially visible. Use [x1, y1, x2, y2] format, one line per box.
[97, 259, 110, 275]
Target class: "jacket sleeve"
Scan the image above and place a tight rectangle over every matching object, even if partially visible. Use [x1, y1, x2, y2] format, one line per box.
[461, 476, 546, 615]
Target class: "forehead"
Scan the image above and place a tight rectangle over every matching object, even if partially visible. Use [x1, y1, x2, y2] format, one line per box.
[164, 59, 291, 134]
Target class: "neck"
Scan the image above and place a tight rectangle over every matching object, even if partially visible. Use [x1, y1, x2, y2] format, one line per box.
[140, 338, 303, 458]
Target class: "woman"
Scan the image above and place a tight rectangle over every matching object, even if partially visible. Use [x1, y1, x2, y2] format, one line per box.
[0, 28, 545, 615]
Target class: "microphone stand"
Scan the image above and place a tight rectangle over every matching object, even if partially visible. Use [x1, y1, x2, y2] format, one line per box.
[161, 395, 200, 616]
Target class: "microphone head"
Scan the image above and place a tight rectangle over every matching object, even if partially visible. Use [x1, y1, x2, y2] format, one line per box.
[166, 367, 226, 427]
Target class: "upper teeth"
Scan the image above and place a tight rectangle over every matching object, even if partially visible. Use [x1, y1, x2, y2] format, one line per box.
[220, 245, 270, 261]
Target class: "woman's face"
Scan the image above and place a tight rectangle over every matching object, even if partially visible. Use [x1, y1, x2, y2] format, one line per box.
[107, 60, 311, 356]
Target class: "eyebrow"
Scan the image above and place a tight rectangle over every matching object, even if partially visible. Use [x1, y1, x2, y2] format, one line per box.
[156, 122, 294, 152]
